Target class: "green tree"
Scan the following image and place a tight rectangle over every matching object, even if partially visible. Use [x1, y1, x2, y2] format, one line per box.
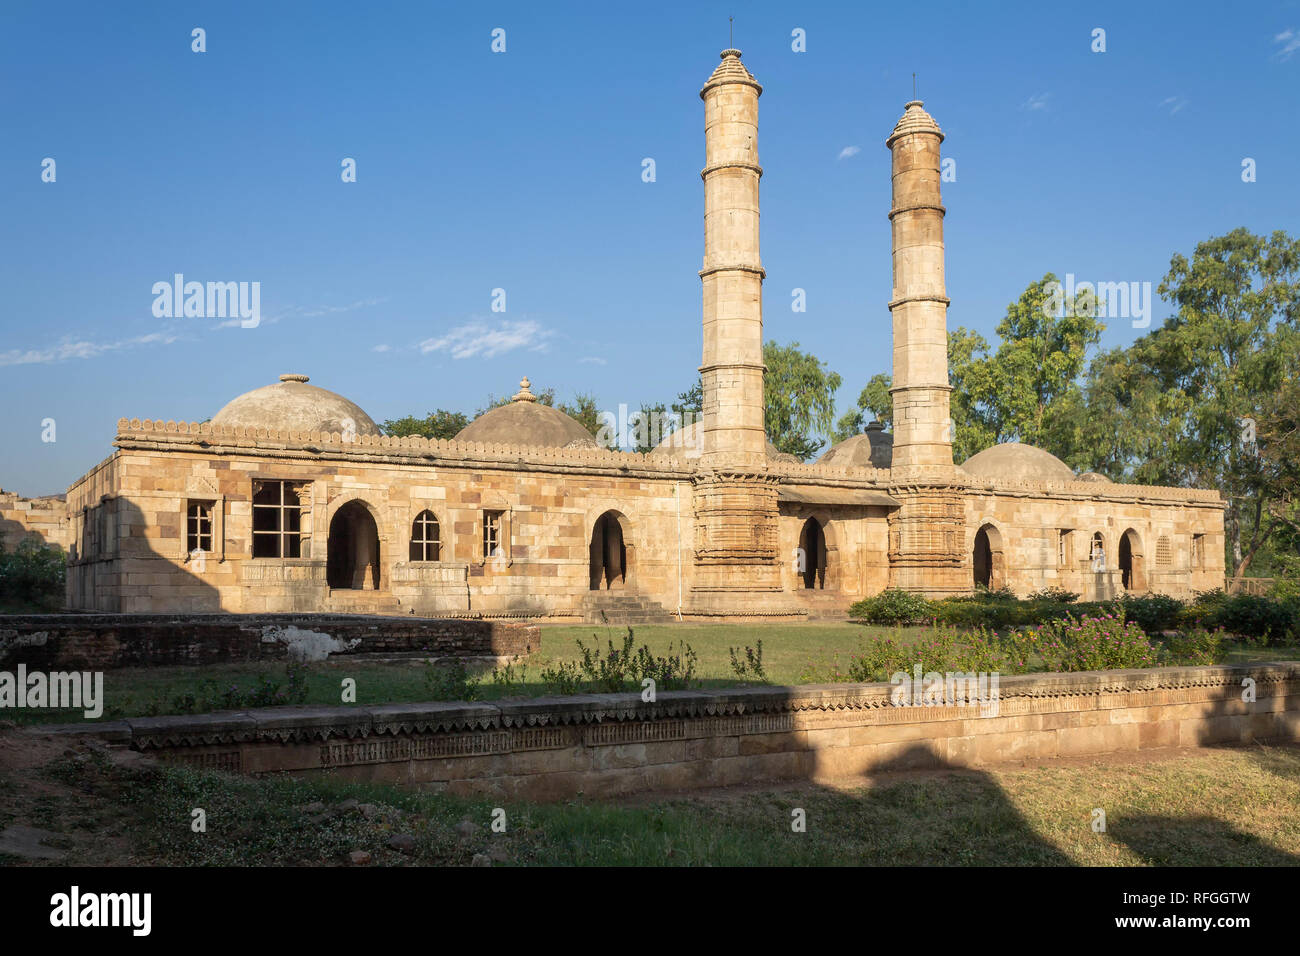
[1077, 229, 1300, 579]
[832, 373, 892, 441]
[763, 340, 842, 460]
[382, 410, 469, 440]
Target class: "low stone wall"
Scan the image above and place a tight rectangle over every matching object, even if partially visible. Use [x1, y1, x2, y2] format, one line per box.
[36, 663, 1300, 799]
[0, 614, 539, 670]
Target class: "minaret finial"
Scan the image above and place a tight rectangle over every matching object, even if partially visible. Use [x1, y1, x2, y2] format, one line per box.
[729, 15, 734, 48]
[913, 72, 917, 99]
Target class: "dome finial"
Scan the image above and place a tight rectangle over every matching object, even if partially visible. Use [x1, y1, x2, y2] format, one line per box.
[280, 374, 309, 383]
[512, 376, 537, 403]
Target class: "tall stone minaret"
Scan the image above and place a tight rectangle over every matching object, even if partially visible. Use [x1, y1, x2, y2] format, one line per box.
[691, 48, 782, 601]
[885, 100, 953, 471]
[699, 48, 766, 471]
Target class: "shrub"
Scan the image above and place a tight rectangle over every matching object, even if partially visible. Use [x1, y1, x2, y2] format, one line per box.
[1203, 594, 1296, 644]
[1120, 594, 1186, 633]
[848, 589, 934, 625]
[1027, 586, 1080, 603]
[1025, 613, 1158, 672]
[1162, 626, 1228, 666]
[0, 537, 66, 601]
[846, 624, 1011, 682]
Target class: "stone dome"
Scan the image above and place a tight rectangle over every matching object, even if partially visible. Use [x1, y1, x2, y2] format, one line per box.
[454, 378, 597, 449]
[650, 420, 799, 463]
[960, 442, 1075, 482]
[1076, 471, 1113, 483]
[211, 374, 381, 436]
[817, 421, 893, 469]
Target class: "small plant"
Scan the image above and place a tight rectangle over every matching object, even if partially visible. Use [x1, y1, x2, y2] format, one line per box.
[576, 628, 639, 692]
[634, 641, 699, 690]
[538, 659, 583, 696]
[728, 641, 767, 683]
[490, 656, 529, 694]
[424, 659, 480, 701]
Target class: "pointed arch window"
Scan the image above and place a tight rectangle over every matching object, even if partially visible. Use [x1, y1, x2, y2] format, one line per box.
[410, 510, 441, 561]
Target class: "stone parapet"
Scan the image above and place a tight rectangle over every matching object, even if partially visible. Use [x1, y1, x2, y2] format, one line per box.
[35, 663, 1300, 800]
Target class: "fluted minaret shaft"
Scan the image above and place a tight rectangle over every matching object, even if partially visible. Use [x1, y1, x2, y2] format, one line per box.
[886, 100, 953, 470]
[699, 49, 766, 470]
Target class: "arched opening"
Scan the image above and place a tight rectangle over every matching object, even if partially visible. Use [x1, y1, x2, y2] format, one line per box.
[973, 527, 993, 589]
[1119, 528, 1145, 592]
[798, 517, 827, 589]
[1090, 532, 1106, 572]
[327, 500, 381, 590]
[972, 523, 1004, 590]
[589, 511, 628, 590]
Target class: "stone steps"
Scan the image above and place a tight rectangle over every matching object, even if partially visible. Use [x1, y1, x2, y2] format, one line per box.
[325, 590, 404, 615]
[581, 591, 673, 625]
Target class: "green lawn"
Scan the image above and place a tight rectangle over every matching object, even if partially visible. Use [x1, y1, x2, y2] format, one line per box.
[5, 737, 1297, 865]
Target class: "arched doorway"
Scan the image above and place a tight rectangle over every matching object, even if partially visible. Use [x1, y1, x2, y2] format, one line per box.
[972, 524, 1003, 590]
[327, 500, 381, 590]
[1119, 528, 1145, 592]
[798, 517, 827, 589]
[589, 511, 628, 590]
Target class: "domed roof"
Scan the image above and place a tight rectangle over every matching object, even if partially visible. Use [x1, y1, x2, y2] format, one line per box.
[817, 421, 893, 469]
[211, 374, 381, 436]
[960, 442, 1074, 482]
[454, 378, 597, 449]
[650, 420, 799, 463]
[1076, 471, 1113, 483]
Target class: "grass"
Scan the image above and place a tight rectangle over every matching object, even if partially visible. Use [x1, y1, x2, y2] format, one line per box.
[8, 620, 1299, 726]
[8, 738, 1298, 865]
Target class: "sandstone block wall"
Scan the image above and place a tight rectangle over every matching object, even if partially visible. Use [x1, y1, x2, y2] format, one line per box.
[43, 663, 1299, 800]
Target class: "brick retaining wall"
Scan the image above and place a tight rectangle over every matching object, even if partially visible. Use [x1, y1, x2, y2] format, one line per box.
[0, 614, 539, 670]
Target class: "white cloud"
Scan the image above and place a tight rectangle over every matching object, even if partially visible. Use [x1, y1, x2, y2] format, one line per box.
[419, 318, 552, 360]
[1274, 28, 1300, 60]
[0, 331, 182, 368]
[372, 344, 391, 353]
[1021, 92, 1051, 112]
[217, 297, 386, 329]
[578, 356, 607, 365]
[1160, 96, 1188, 115]
[837, 145, 861, 161]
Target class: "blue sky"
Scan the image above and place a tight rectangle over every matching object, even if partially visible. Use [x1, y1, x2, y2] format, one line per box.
[1, 0, 1297, 494]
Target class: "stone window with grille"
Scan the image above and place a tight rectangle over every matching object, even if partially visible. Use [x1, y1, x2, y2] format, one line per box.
[187, 500, 215, 554]
[483, 510, 504, 563]
[1156, 535, 1172, 566]
[252, 480, 303, 558]
[410, 510, 441, 561]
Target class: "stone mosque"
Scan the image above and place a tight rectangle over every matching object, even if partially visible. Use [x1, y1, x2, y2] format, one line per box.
[49, 49, 1223, 619]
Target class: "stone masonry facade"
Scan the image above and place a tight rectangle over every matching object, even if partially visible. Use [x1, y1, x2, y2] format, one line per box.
[35, 49, 1224, 619]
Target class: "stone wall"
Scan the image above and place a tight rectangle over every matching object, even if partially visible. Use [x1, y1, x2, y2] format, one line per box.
[0, 614, 539, 670]
[40, 662, 1299, 800]
[0, 489, 71, 552]
[59, 421, 1226, 619]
